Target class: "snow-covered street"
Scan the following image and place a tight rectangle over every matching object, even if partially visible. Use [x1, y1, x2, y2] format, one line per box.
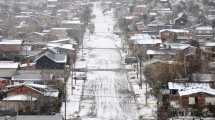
[79, 2, 139, 120]
[61, 2, 157, 120]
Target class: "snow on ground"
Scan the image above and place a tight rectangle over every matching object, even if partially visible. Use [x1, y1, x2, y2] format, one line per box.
[62, 2, 157, 120]
[126, 63, 157, 119]
[61, 73, 85, 119]
[79, 2, 139, 120]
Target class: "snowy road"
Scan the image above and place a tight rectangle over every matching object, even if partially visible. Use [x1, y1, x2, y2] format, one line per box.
[79, 2, 139, 120]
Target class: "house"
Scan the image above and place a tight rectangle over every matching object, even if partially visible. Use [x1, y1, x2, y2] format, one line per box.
[146, 49, 177, 61]
[0, 39, 23, 53]
[49, 38, 76, 44]
[34, 50, 67, 69]
[49, 28, 69, 39]
[0, 39, 24, 61]
[15, 15, 31, 24]
[173, 12, 188, 27]
[0, 83, 59, 113]
[159, 29, 192, 42]
[135, 21, 145, 32]
[47, 0, 59, 10]
[194, 26, 213, 41]
[160, 0, 169, 3]
[162, 73, 215, 118]
[146, 20, 172, 35]
[61, 19, 84, 31]
[132, 5, 146, 16]
[24, 32, 47, 43]
[201, 42, 215, 61]
[0, 61, 19, 78]
[12, 70, 53, 84]
[168, 82, 215, 106]
[0, 114, 63, 120]
[152, 8, 173, 16]
[128, 34, 162, 57]
[113, 5, 129, 18]
[6, 83, 59, 98]
[167, 82, 215, 117]
[0, 78, 10, 90]
[47, 43, 76, 64]
[0, 94, 38, 113]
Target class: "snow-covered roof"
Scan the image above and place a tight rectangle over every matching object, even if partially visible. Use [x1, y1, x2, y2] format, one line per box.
[44, 91, 59, 97]
[48, 0, 58, 2]
[195, 26, 213, 31]
[130, 34, 162, 45]
[125, 16, 136, 20]
[6, 83, 59, 97]
[32, 32, 47, 36]
[160, 29, 189, 33]
[179, 88, 215, 96]
[0, 62, 19, 69]
[51, 27, 69, 30]
[146, 49, 176, 55]
[3, 94, 37, 101]
[34, 50, 67, 63]
[168, 82, 210, 90]
[15, 114, 63, 120]
[174, 12, 185, 22]
[43, 29, 50, 33]
[47, 43, 75, 50]
[149, 12, 157, 16]
[61, 20, 83, 25]
[15, 15, 30, 18]
[20, 63, 35, 68]
[7, 83, 48, 89]
[49, 38, 71, 43]
[57, 9, 70, 13]
[168, 82, 215, 96]
[204, 42, 215, 47]
[164, 43, 190, 50]
[0, 39, 23, 45]
[160, 0, 168, 2]
[12, 72, 42, 81]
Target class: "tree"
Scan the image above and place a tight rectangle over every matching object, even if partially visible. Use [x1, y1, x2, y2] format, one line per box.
[144, 62, 185, 96]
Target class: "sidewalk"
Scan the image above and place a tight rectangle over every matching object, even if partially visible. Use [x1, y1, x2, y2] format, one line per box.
[61, 29, 90, 120]
[126, 64, 157, 120]
[61, 74, 85, 119]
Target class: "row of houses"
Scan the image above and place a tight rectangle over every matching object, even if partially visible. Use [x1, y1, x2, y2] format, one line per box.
[114, 0, 215, 119]
[0, 0, 91, 117]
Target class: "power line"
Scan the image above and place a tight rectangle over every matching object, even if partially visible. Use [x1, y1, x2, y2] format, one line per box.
[65, 98, 155, 106]
[70, 93, 135, 99]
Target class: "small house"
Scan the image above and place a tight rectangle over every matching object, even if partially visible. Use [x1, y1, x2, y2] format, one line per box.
[34, 50, 67, 69]
[0, 61, 19, 78]
[159, 29, 192, 42]
[194, 26, 213, 41]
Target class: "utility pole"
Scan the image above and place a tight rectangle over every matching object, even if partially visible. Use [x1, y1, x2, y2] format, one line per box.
[81, 31, 84, 57]
[71, 59, 74, 94]
[64, 74, 67, 120]
[64, 65, 70, 120]
[139, 57, 142, 89]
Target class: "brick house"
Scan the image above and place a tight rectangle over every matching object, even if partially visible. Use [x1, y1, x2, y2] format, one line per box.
[159, 29, 192, 42]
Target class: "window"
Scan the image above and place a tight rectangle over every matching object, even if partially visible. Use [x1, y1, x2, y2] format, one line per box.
[189, 97, 195, 105]
[206, 97, 215, 105]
